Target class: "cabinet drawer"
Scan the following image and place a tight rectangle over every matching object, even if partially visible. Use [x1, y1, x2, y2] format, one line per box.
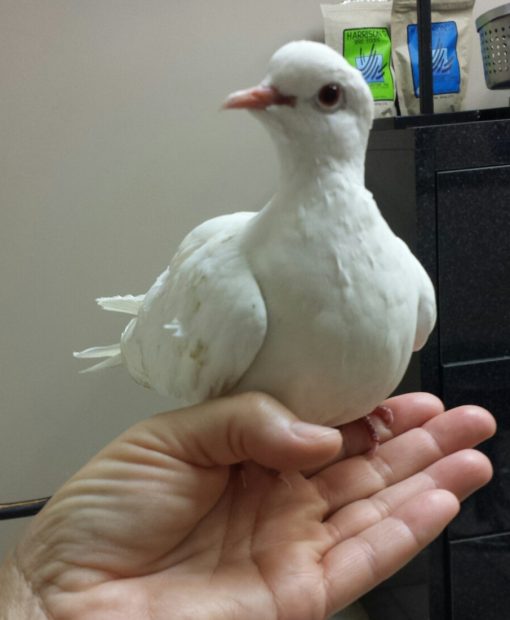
[450, 532, 510, 620]
[437, 165, 510, 364]
[442, 357, 510, 539]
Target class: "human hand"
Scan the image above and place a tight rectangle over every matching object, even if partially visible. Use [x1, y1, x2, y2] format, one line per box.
[0, 392, 495, 620]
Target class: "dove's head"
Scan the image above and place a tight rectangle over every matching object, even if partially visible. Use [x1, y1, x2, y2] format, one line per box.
[224, 41, 374, 173]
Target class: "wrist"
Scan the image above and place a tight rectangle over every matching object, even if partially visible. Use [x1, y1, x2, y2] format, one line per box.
[0, 552, 48, 620]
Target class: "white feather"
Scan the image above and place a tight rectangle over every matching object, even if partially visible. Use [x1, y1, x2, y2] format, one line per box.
[78, 354, 123, 373]
[96, 295, 144, 316]
[74, 344, 121, 359]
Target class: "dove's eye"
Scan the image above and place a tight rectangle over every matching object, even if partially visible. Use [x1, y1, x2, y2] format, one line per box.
[316, 83, 343, 111]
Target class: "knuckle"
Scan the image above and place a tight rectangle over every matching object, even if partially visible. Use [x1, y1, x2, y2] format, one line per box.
[237, 391, 283, 417]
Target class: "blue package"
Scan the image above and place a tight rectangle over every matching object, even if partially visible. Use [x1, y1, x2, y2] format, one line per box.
[407, 21, 461, 96]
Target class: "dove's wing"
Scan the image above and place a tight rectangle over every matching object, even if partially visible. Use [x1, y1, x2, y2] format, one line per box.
[121, 212, 268, 402]
[413, 260, 436, 352]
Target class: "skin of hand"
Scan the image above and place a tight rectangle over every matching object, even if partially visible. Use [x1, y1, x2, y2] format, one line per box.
[0, 392, 495, 620]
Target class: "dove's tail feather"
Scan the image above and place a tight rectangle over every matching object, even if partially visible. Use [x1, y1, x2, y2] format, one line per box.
[73, 344, 123, 373]
[74, 294, 141, 373]
[96, 295, 144, 316]
[73, 295, 140, 373]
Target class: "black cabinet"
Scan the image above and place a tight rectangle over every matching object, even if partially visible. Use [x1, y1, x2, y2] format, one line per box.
[365, 113, 510, 620]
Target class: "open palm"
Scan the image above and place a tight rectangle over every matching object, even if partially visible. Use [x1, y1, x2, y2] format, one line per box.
[11, 393, 494, 620]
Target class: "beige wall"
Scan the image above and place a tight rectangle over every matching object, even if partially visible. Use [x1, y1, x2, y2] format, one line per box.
[1, 0, 507, 560]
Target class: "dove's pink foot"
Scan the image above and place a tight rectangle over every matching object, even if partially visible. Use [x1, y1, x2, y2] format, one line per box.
[364, 405, 394, 456]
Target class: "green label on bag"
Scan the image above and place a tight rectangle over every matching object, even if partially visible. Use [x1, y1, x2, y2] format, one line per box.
[343, 28, 394, 101]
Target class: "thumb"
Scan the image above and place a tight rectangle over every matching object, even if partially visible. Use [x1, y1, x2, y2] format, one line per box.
[127, 392, 343, 472]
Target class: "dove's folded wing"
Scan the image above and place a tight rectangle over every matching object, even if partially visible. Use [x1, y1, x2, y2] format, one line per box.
[121, 212, 268, 403]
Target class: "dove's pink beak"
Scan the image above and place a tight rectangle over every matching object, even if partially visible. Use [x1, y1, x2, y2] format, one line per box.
[223, 85, 296, 110]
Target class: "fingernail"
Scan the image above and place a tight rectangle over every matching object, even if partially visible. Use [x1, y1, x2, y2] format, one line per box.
[291, 422, 340, 442]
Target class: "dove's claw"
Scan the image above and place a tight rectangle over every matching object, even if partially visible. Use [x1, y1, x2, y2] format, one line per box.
[363, 415, 381, 455]
[372, 404, 394, 428]
[364, 405, 394, 456]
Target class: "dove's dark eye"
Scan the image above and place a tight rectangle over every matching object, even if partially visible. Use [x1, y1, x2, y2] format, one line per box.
[316, 83, 343, 111]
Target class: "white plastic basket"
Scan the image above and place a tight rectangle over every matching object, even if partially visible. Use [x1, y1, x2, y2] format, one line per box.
[476, 3, 510, 89]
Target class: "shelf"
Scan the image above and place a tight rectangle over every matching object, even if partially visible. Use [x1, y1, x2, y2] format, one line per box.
[372, 106, 510, 131]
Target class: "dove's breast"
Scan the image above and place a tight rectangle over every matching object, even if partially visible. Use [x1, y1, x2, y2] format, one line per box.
[236, 196, 420, 426]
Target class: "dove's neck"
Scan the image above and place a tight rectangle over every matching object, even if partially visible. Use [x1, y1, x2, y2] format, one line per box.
[270, 143, 367, 217]
[280, 151, 365, 189]
[271, 124, 367, 194]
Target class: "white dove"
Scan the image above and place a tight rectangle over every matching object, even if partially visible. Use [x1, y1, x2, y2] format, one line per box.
[75, 40, 436, 432]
